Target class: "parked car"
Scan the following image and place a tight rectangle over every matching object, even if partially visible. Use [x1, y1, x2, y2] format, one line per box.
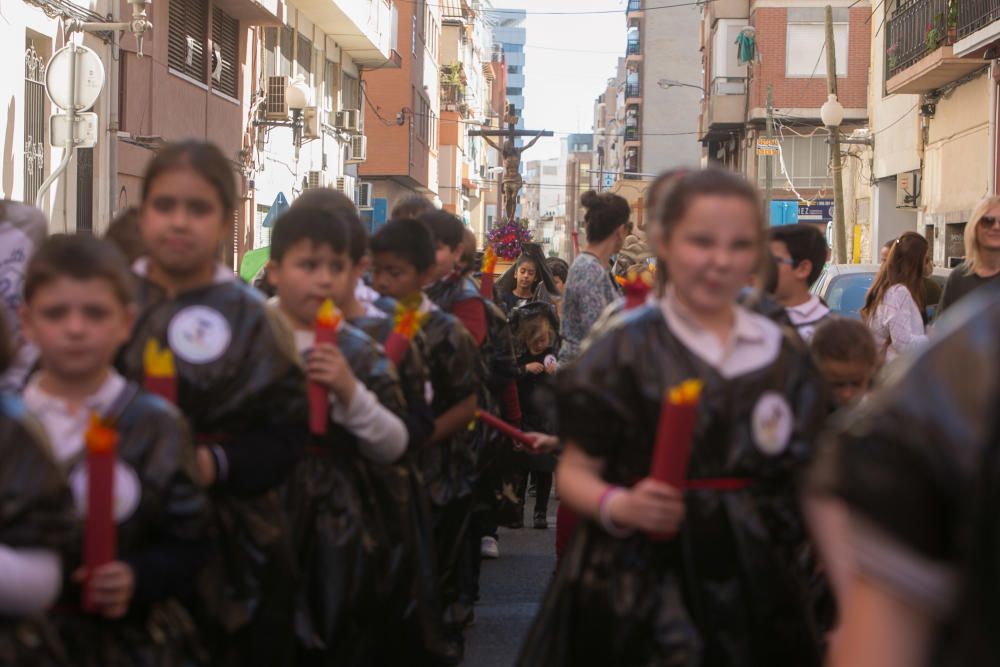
[810, 264, 952, 320]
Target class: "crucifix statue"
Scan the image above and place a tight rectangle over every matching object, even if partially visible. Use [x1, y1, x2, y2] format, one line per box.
[470, 104, 553, 224]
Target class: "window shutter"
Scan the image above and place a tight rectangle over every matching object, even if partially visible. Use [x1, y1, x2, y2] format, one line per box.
[168, 0, 208, 82]
[212, 7, 239, 99]
[296, 34, 313, 81]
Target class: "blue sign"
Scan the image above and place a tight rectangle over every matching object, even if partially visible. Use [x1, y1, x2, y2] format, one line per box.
[261, 192, 289, 228]
[798, 199, 834, 223]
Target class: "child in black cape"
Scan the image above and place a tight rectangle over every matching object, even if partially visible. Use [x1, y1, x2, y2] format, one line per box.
[115, 141, 307, 667]
[370, 219, 482, 651]
[289, 189, 456, 664]
[21, 235, 211, 666]
[266, 206, 415, 664]
[0, 309, 76, 667]
[518, 168, 830, 667]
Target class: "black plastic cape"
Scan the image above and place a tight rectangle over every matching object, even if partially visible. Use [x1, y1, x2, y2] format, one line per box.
[350, 300, 453, 663]
[53, 388, 212, 667]
[493, 242, 560, 304]
[0, 395, 76, 667]
[519, 305, 829, 667]
[809, 283, 1000, 666]
[117, 277, 306, 667]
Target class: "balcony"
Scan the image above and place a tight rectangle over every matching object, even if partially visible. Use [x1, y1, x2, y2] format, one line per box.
[954, 0, 1000, 55]
[627, 0, 642, 13]
[295, 0, 395, 66]
[625, 83, 641, 100]
[624, 125, 640, 141]
[627, 39, 641, 56]
[702, 77, 746, 135]
[885, 0, 987, 93]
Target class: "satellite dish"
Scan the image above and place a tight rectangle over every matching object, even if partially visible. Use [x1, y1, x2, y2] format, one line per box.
[45, 44, 106, 112]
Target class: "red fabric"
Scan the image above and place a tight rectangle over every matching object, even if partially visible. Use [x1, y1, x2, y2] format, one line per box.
[683, 478, 751, 491]
[501, 379, 522, 426]
[555, 504, 578, 561]
[451, 298, 488, 346]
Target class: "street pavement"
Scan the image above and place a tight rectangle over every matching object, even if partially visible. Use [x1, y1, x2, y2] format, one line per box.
[464, 501, 558, 667]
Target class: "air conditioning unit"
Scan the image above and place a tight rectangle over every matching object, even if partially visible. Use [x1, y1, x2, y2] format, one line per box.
[335, 175, 357, 202]
[347, 135, 368, 163]
[265, 75, 289, 120]
[302, 106, 320, 140]
[305, 170, 328, 190]
[335, 109, 361, 133]
[896, 170, 921, 209]
[358, 182, 374, 209]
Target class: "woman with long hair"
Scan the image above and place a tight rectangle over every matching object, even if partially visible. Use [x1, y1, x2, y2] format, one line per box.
[937, 195, 1000, 315]
[861, 231, 929, 362]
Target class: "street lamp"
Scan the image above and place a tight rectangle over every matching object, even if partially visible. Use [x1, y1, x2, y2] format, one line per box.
[657, 79, 705, 93]
[820, 93, 848, 264]
[254, 75, 313, 158]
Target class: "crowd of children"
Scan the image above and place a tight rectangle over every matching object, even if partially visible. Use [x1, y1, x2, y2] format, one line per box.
[3, 138, 1000, 667]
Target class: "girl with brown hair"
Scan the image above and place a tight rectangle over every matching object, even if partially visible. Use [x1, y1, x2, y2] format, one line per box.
[861, 231, 929, 362]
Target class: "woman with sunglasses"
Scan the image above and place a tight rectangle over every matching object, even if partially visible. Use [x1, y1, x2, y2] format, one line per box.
[937, 196, 1000, 316]
[861, 231, 930, 364]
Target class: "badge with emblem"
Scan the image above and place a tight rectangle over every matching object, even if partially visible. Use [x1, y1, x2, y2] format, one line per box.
[751, 391, 793, 455]
[167, 306, 232, 364]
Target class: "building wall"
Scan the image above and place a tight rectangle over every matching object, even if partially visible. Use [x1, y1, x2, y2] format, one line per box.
[640, 3, 703, 173]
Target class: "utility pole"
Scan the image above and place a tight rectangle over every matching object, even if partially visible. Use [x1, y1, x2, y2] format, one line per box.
[765, 84, 774, 225]
[825, 4, 848, 263]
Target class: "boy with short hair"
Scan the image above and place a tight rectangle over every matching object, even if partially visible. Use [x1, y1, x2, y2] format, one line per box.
[810, 317, 878, 408]
[769, 223, 831, 341]
[20, 234, 211, 663]
[370, 219, 481, 649]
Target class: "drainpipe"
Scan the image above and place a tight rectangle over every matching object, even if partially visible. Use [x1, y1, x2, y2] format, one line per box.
[990, 59, 999, 194]
[107, 0, 120, 225]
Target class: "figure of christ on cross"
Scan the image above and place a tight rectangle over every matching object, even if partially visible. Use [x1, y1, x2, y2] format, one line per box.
[470, 104, 553, 224]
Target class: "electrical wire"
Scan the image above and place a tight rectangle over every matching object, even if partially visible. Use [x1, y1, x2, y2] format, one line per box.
[412, 0, 716, 16]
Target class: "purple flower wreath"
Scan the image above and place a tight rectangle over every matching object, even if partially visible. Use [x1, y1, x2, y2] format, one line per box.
[487, 220, 533, 261]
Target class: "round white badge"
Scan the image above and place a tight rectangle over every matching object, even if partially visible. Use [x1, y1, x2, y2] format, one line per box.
[68, 461, 142, 522]
[167, 306, 232, 364]
[751, 391, 794, 456]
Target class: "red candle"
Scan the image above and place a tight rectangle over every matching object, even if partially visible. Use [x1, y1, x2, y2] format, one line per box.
[648, 379, 702, 541]
[309, 299, 343, 436]
[621, 272, 653, 310]
[384, 295, 429, 366]
[143, 339, 177, 404]
[479, 246, 498, 299]
[83, 415, 118, 612]
[476, 410, 536, 448]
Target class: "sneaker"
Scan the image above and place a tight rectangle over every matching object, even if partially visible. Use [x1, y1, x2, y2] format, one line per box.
[533, 513, 549, 530]
[480, 536, 500, 559]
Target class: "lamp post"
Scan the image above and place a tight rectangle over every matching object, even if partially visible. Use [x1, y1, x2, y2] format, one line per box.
[821, 93, 848, 264]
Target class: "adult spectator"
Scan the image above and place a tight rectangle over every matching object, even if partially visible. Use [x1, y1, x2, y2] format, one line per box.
[558, 191, 629, 365]
[0, 201, 46, 392]
[861, 231, 929, 363]
[937, 195, 1000, 316]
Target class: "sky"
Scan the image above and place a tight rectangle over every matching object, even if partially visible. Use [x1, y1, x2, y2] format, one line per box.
[491, 1, 627, 161]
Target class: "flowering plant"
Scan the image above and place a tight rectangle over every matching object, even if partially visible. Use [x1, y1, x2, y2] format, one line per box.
[487, 219, 533, 261]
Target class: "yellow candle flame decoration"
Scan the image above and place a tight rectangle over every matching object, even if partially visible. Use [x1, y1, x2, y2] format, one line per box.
[394, 300, 430, 339]
[143, 339, 176, 378]
[667, 379, 703, 406]
[316, 299, 343, 329]
[85, 413, 118, 454]
[481, 245, 497, 273]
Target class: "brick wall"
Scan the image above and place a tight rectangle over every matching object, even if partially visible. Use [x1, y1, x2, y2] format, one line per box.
[749, 7, 870, 110]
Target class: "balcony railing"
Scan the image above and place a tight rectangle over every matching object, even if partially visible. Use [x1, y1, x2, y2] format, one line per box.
[959, 0, 1000, 37]
[885, 0, 951, 79]
[627, 39, 641, 55]
[624, 125, 639, 140]
[625, 83, 641, 98]
[627, 0, 642, 12]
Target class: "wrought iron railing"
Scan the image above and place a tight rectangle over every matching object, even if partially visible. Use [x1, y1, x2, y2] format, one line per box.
[627, 39, 641, 55]
[885, 0, 951, 79]
[625, 125, 639, 140]
[625, 83, 641, 98]
[627, 0, 642, 12]
[959, 0, 1000, 37]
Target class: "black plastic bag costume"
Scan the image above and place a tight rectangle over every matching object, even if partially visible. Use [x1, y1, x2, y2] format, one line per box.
[0, 395, 76, 667]
[284, 321, 405, 665]
[519, 305, 829, 667]
[117, 277, 307, 667]
[51, 387, 212, 667]
[809, 284, 1000, 665]
[493, 242, 560, 307]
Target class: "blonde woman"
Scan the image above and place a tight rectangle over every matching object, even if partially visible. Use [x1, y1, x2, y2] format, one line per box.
[861, 231, 929, 363]
[938, 195, 1000, 315]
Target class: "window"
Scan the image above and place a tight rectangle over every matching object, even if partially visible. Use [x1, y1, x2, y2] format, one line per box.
[412, 16, 417, 56]
[280, 26, 294, 77]
[324, 60, 340, 112]
[786, 21, 848, 77]
[507, 87, 523, 96]
[297, 34, 313, 83]
[263, 27, 277, 76]
[167, 0, 209, 81]
[211, 8, 239, 98]
[254, 204, 271, 249]
[508, 65, 520, 74]
[757, 135, 832, 188]
[342, 72, 359, 110]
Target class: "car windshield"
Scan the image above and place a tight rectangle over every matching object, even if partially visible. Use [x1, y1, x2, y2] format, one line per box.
[825, 272, 876, 319]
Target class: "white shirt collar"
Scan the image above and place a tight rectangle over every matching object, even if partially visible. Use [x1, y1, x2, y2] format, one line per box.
[786, 294, 829, 324]
[132, 257, 235, 285]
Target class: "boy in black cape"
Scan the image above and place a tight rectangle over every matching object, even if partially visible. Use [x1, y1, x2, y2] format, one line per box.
[370, 219, 482, 651]
[21, 234, 211, 666]
[115, 141, 306, 667]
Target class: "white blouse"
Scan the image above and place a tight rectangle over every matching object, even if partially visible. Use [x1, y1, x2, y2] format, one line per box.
[868, 284, 927, 362]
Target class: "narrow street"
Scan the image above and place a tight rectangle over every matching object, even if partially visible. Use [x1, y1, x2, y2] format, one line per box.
[464, 502, 558, 667]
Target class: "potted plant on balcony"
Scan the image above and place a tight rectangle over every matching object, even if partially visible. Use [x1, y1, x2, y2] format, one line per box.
[926, 18, 944, 52]
[886, 42, 899, 70]
[947, 0, 959, 44]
